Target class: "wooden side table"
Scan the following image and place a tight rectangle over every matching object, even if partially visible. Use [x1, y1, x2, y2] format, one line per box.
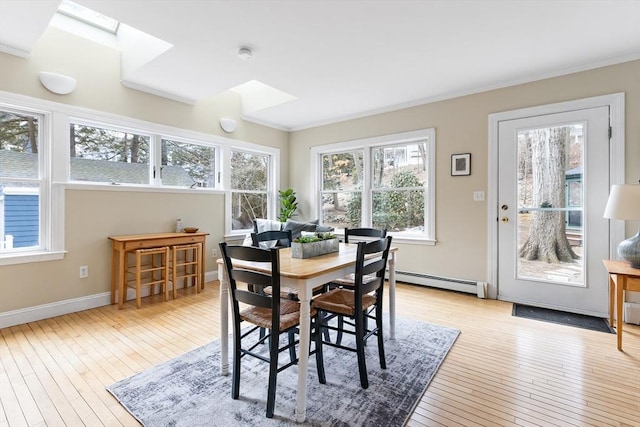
[603, 259, 640, 351]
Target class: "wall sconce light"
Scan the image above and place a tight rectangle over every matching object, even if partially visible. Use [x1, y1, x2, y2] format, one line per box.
[219, 118, 237, 133]
[603, 184, 640, 267]
[39, 71, 76, 95]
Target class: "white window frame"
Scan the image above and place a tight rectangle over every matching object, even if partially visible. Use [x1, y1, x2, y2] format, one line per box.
[1, 90, 280, 264]
[224, 142, 280, 236]
[67, 116, 222, 191]
[0, 97, 66, 265]
[310, 128, 436, 245]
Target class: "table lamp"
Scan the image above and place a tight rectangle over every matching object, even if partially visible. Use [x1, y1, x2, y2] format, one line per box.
[603, 184, 640, 268]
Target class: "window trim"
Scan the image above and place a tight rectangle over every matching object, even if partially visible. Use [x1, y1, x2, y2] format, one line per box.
[0, 100, 66, 265]
[0, 90, 280, 264]
[310, 128, 436, 245]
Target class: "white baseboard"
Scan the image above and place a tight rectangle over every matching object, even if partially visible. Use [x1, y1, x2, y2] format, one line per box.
[0, 270, 219, 329]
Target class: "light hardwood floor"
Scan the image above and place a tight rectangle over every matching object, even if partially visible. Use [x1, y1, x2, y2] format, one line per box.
[1, 281, 639, 427]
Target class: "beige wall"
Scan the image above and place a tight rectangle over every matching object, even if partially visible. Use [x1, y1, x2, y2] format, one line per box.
[289, 60, 640, 283]
[0, 24, 638, 316]
[0, 27, 289, 313]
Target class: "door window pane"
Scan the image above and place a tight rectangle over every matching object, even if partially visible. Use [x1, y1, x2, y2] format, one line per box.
[516, 124, 584, 285]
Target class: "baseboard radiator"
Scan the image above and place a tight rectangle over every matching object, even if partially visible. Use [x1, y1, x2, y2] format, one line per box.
[396, 270, 487, 298]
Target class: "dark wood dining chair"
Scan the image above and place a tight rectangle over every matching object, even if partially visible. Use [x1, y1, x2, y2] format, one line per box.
[311, 236, 392, 389]
[330, 227, 387, 343]
[218, 242, 326, 418]
[250, 229, 292, 249]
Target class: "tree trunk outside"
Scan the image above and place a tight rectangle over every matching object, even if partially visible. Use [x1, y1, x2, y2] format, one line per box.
[519, 127, 578, 263]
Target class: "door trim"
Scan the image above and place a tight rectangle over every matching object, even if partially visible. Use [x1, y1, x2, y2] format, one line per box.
[487, 93, 625, 300]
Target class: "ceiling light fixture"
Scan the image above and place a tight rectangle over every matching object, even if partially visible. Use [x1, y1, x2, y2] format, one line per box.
[237, 46, 252, 60]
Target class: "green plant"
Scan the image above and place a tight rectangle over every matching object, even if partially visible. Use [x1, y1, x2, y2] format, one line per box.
[278, 188, 298, 222]
[293, 232, 336, 243]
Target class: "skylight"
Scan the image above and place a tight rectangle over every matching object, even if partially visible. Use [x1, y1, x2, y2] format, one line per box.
[57, 0, 119, 34]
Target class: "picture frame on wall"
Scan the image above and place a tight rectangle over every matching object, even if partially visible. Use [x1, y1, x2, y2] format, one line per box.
[451, 153, 471, 176]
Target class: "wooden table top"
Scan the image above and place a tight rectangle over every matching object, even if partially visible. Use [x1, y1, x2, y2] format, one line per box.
[108, 232, 209, 242]
[218, 243, 397, 280]
[603, 259, 640, 276]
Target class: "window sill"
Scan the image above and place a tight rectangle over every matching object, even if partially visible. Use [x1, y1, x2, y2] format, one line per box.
[0, 250, 67, 266]
[62, 182, 225, 195]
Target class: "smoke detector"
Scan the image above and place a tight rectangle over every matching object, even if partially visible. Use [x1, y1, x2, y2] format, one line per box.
[237, 46, 252, 60]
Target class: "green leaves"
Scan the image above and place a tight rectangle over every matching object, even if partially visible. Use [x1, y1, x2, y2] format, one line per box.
[278, 188, 298, 222]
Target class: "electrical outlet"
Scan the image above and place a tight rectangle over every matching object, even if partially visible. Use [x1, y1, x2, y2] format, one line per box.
[473, 191, 485, 201]
[212, 248, 217, 258]
[79, 265, 89, 278]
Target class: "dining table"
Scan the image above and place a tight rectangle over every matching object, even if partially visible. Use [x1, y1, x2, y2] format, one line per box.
[217, 242, 398, 422]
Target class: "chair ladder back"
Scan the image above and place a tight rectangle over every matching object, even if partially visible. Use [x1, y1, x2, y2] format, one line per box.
[251, 230, 292, 248]
[219, 242, 281, 310]
[344, 227, 387, 243]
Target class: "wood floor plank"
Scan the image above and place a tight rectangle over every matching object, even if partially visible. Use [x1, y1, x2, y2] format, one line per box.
[1, 281, 638, 427]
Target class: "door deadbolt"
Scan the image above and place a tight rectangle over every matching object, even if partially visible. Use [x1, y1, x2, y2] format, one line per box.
[501, 204, 508, 211]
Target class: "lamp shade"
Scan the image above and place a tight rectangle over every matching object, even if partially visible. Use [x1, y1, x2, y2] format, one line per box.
[603, 184, 640, 220]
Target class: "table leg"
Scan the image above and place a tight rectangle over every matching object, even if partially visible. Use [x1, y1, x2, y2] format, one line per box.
[200, 240, 206, 290]
[117, 249, 126, 309]
[388, 251, 396, 340]
[295, 282, 311, 423]
[608, 275, 615, 328]
[616, 275, 624, 351]
[218, 262, 230, 375]
[110, 246, 117, 305]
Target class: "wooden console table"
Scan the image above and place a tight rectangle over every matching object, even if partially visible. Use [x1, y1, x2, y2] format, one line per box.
[109, 232, 208, 308]
[603, 259, 640, 351]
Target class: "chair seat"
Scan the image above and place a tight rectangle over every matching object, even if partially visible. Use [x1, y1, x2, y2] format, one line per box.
[240, 299, 316, 331]
[331, 273, 377, 287]
[312, 288, 376, 317]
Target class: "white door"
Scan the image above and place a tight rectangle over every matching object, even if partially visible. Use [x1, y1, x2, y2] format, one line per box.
[497, 107, 610, 315]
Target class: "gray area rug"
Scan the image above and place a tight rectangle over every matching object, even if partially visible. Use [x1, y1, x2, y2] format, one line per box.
[107, 316, 459, 426]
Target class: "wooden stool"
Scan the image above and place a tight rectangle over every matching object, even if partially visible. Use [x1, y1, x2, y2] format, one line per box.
[171, 243, 201, 297]
[125, 246, 170, 308]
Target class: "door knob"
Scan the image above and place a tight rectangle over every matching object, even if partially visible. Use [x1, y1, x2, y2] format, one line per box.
[501, 217, 509, 223]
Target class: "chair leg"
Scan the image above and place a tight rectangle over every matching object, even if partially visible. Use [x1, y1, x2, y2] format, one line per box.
[266, 329, 279, 418]
[354, 310, 369, 389]
[321, 312, 331, 343]
[232, 323, 242, 400]
[376, 304, 386, 369]
[314, 311, 326, 384]
[336, 315, 344, 345]
[288, 330, 297, 364]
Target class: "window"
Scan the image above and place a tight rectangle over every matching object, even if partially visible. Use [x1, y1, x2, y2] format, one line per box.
[321, 150, 364, 228]
[313, 129, 435, 242]
[0, 109, 45, 253]
[69, 121, 219, 189]
[70, 122, 151, 184]
[372, 142, 428, 233]
[57, 0, 119, 34]
[161, 138, 216, 188]
[230, 149, 270, 231]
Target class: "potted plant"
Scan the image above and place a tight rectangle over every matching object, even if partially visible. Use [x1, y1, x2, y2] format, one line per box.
[292, 232, 339, 259]
[278, 188, 298, 222]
